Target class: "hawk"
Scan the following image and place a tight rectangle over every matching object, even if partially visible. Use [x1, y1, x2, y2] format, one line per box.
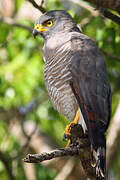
[33, 10, 111, 177]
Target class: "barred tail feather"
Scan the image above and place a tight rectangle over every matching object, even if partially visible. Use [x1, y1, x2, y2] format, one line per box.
[96, 146, 106, 177]
[91, 144, 97, 168]
[91, 140, 106, 178]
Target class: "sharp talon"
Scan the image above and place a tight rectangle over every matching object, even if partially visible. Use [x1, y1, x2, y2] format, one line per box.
[63, 122, 76, 147]
[63, 108, 80, 147]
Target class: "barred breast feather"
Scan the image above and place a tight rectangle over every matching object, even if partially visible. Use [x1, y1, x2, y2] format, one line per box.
[44, 33, 78, 121]
[43, 32, 87, 131]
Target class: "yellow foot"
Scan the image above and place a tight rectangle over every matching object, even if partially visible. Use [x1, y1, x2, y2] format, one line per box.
[64, 108, 80, 147]
[66, 139, 71, 147]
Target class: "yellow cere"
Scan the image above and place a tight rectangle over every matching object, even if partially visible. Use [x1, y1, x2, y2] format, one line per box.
[35, 24, 49, 32]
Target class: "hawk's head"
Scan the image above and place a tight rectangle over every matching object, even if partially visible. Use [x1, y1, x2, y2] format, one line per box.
[33, 10, 80, 39]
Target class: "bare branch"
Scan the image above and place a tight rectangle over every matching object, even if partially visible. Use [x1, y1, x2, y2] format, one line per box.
[80, 16, 94, 27]
[23, 147, 79, 163]
[70, 0, 120, 25]
[0, 151, 15, 180]
[23, 124, 104, 180]
[0, 16, 32, 32]
[23, 163, 36, 180]
[20, 122, 38, 151]
[27, 0, 46, 13]
[54, 158, 75, 180]
[11, 120, 38, 161]
[107, 103, 120, 171]
[85, 0, 120, 13]
[69, 0, 99, 16]
[102, 50, 120, 62]
[100, 8, 120, 25]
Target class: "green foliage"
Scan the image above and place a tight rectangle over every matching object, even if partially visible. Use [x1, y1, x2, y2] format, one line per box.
[36, 164, 57, 180]
[0, 23, 11, 43]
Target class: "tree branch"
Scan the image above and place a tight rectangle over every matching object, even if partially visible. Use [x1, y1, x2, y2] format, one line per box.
[100, 8, 120, 25]
[107, 103, 120, 171]
[27, 0, 46, 13]
[102, 50, 120, 62]
[0, 16, 32, 32]
[0, 151, 15, 180]
[69, 0, 99, 17]
[70, 0, 120, 25]
[23, 147, 79, 163]
[54, 158, 75, 180]
[85, 0, 120, 13]
[23, 124, 104, 180]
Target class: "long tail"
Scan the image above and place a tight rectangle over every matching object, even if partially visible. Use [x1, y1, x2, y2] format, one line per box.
[91, 135, 106, 178]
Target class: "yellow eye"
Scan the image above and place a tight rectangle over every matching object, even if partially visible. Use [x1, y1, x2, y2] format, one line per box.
[46, 20, 53, 27]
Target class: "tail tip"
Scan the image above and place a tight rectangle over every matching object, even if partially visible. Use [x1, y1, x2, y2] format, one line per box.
[96, 159, 105, 178]
[91, 146, 106, 178]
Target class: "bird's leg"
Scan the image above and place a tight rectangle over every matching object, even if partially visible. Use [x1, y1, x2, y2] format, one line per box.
[65, 108, 80, 136]
[64, 108, 80, 147]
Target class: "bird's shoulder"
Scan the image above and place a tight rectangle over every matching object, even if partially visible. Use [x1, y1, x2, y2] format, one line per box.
[69, 32, 107, 70]
[69, 32, 99, 52]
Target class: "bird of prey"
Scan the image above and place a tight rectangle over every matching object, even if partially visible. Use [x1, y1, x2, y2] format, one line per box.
[33, 10, 111, 177]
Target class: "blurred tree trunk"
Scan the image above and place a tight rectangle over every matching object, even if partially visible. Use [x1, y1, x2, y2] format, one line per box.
[85, 0, 120, 13]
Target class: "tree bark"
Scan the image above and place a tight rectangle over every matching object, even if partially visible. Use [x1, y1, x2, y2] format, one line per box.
[85, 0, 120, 13]
[24, 124, 105, 180]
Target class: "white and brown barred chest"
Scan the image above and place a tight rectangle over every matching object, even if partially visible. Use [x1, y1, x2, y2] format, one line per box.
[44, 40, 78, 121]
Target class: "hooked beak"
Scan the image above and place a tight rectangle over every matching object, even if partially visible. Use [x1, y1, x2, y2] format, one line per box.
[33, 24, 49, 38]
[32, 29, 39, 38]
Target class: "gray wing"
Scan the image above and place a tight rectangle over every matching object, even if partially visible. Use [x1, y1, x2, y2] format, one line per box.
[69, 35, 111, 140]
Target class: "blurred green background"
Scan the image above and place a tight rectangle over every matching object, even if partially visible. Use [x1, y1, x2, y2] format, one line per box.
[0, 0, 120, 179]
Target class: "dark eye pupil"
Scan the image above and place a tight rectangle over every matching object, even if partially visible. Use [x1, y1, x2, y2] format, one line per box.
[48, 21, 51, 24]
